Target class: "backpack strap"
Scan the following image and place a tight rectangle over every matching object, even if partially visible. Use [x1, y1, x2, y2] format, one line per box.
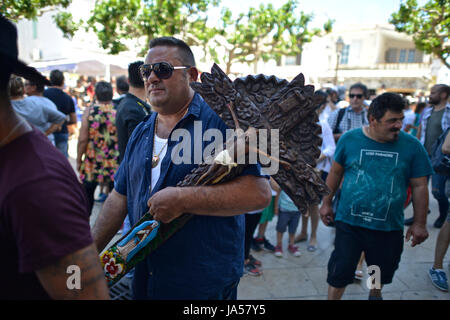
[333, 107, 346, 134]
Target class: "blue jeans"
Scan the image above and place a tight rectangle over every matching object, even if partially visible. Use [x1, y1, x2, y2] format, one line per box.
[431, 173, 449, 219]
[53, 132, 69, 158]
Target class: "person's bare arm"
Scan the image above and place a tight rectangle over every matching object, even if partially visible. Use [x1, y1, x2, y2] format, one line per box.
[269, 177, 280, 193]
[148, 175, 271, 224]
[405, 176, 429, 247]
[416, 124, 422, 140]
[442, 130, 450, 154]
[35, 243, 110, 300]
[333, 133, 343, 142]
[68, 112, 77, 125]
[92, 190, 128, 252]
[45, 122, 63, 136]
[76, 108, 90, 172]
[269, 177, 281, 215]
[319, 161, 344, 225]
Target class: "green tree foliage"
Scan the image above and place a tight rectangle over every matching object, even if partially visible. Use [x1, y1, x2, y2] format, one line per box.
[389, 0, 449, 68]
[209, 0, 333, 74]
[2, 0, 80, 38]
[85, 0, 220, 55]
[1, 0, 71, 21]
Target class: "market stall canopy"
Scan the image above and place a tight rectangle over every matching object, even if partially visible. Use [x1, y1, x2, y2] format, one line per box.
[30, 58, 127, 77]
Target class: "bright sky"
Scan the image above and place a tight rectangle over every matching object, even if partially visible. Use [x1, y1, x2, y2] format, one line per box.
[208, 0, 428, 29]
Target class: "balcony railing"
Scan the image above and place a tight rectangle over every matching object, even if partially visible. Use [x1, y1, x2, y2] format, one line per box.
[339, 63, 430, 70]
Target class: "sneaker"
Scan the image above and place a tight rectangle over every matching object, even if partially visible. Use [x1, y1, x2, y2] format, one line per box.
[433, 216, 446, 228]
[248, 254, 262, 267]
[274, 245, 283, 257]
[251, 237, 263, 252]
[263, 238, 276, 252]
[288, 244, 301, 257]
[428, 268, 449, 292]
[244, 262, 262, 276]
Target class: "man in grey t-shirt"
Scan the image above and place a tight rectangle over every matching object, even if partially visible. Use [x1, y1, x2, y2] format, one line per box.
[24, 79, 65, 145]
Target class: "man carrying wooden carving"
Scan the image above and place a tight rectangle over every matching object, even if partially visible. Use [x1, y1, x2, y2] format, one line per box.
[92, 37, 271, 300]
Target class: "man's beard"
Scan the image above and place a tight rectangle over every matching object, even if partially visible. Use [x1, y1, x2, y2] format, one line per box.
[429, 97, 440, 105]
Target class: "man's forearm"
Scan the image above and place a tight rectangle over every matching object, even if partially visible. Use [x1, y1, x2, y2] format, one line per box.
[322, 165, 343, 205]
[76, 141, 87, 164]
[45, 123, 60, 136]
[36, 244, 110, 300]
[68, 112, 77, 125]
[411, 184, 429, 225]
[180, 175, 271, 216]
[92, 191, 128, 252]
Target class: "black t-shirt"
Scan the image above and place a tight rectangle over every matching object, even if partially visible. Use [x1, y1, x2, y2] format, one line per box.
[116, 93, 151, 163]
[43, 88, 75, 134]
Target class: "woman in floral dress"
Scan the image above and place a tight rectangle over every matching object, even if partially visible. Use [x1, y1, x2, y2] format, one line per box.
[77, 81, 119, 215]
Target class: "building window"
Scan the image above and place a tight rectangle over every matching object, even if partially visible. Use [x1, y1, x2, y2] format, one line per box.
[408, 49, 416, 63]
[386, 48, 398, 63]
[385, 48, 422, 63]
[285, 56, 297, 66]
[399, 49, 407, 63]
[32, 19, 38, 39]
[340, 44, 350, 65]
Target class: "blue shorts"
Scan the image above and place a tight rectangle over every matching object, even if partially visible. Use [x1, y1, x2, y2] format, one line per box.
[276, 210, 301, 234]
[327, 221, 404, 288]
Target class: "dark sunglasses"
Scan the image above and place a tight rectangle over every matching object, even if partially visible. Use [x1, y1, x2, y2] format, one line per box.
[139, 62, 190, 81]
[349, 94, 364, 99]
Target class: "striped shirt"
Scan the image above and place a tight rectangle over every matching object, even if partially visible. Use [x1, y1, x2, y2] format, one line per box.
[419, 102, 450, 146]
[327, 106, 369, 134]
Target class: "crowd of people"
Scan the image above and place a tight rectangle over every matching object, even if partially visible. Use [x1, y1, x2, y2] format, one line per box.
[1, 14, 449, 300]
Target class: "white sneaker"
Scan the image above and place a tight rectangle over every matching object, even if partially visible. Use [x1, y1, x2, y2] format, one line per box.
[274, 245, 283, 257]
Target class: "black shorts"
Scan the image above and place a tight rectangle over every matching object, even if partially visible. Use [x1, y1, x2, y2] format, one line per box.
[327, 221, 404, 288]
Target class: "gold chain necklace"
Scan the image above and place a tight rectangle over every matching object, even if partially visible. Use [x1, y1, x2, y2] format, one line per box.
[151, 116, 169, 168]
[151, 107, 189, 168]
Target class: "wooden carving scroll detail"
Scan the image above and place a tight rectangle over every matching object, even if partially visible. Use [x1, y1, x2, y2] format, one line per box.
[189, 63, 329, 214]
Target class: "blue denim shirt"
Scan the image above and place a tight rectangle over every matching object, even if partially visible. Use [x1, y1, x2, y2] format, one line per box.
[115, 93, 263, 299]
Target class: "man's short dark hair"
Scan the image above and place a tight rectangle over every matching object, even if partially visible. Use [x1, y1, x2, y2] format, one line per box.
[314, 90, 328, 108]
[326, 88, 337, 96]
[95, 81, 113, 102]
[29, 80, 45, 93]
[49, 69, 64, 86]
[349, 82, 368, 98]
[436, 84, 450, 99]
[149, 37, 196, 67]
[116, 75, 129, 93]
[368, 92, 405, 121]
[128, 61, 145, 88]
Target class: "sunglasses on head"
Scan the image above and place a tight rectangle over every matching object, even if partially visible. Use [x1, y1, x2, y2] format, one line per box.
[139, 62, 190, 81]
[349, 94, 364, 99]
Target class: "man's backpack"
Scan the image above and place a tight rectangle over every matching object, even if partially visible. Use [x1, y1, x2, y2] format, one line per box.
[332, 108, 346, 134]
